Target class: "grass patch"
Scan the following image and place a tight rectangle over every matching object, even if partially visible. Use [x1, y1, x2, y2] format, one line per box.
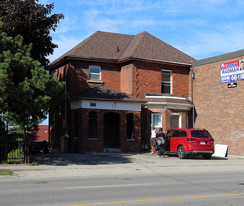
[0, 169, 13, 176]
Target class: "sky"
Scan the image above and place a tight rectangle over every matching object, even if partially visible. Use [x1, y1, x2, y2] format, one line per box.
[39, 0, 244, 125]
[39, 0, 244, 63]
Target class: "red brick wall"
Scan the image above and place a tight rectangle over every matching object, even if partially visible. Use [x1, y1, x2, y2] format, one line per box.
[193, 56, 244, 156]
[132, 61, 190, 99]
[172, 66, 190, 97]
[54, 61, 190, 99]
[35, 125, 49, 141]
[121, 64, 133, 95]
[67, 61, 121, 94]
[54, 61, 121, 96]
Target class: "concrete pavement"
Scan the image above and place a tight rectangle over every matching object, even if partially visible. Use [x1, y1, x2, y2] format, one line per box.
[1, 153, 244, 180]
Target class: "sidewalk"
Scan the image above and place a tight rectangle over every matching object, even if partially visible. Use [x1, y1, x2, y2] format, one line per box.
[1, 153, 244, 180]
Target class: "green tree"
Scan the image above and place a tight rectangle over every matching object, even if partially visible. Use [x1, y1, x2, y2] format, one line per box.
[0, 117, 6, 140]
[0, 0, 64, 68]
[0, 20, 64, 141]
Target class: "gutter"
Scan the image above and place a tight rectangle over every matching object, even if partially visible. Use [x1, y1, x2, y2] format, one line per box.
[49, 55, 192, 71]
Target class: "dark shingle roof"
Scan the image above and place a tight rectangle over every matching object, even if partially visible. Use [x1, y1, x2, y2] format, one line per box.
[70, 84, 145, 103]
[51, 31, 195, 66]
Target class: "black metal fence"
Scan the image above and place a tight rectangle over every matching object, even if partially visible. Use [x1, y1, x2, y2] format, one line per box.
[0, 136, 25, 164]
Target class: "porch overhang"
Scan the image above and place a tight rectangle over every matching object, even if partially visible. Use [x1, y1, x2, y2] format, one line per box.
[70, 99, 142, 111]
[144, 95, 193, 110]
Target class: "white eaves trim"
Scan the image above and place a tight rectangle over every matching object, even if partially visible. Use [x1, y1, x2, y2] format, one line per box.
[145, 95, 191, 101]
[70, 99, 142, 111]
[146, 102, 193, 110]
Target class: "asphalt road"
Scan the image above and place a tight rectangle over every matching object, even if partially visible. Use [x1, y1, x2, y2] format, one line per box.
[1, 172, 244, 206]
[1, 154, 244, 206]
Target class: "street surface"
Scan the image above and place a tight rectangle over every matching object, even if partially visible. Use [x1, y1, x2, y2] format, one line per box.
[0, 153, 244, 206]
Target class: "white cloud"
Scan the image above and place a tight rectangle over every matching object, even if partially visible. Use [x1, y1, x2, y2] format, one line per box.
[48, 35, 84, 62]
[45, 0, 244, 61]
[52, 16, 78, 34]
[176, 22, 244, 60]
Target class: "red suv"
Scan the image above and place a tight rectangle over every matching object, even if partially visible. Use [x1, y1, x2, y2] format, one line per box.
[165, 128, 214, 159]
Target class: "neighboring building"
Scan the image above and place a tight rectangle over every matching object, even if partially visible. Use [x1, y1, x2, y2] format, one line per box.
[192, 50, 244, 156]
[49, 31, 195, 153]
[31, 125, 49, 142]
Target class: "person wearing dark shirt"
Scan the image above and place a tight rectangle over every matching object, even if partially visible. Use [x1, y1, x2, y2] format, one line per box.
[156, 128, 166, 157]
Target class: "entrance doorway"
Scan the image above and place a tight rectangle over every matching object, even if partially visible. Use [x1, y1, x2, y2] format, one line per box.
[170, 114, 181, 128]
[104, 112, 120, 148]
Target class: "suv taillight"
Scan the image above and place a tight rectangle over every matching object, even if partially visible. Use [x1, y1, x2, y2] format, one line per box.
[187, 138, 196, 142]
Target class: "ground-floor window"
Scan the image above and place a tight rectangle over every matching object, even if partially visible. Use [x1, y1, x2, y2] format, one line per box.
[127, 113, 134, 139]
[151, 113, 162, 130]
[170, 113, 182, 128]
[89, 112, 97, 139]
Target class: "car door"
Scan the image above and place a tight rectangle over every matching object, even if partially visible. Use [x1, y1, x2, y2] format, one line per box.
[166, 130, 179, 152]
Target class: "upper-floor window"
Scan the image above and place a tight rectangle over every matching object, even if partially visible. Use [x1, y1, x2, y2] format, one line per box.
[161, 69, 171, 94]
[89, 65, 101, 80]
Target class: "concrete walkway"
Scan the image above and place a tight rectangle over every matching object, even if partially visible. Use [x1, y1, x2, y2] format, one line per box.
[1, 153, 244, 180]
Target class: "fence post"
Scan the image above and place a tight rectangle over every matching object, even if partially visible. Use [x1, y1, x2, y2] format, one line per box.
[4, 140, 8, 161]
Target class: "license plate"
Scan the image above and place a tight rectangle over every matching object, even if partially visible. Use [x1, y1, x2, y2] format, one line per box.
[200, 141, 206, 145]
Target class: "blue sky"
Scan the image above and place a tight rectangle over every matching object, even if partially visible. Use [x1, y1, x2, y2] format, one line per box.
[39, 0, 244, 63]
[39, 0, 244, 125]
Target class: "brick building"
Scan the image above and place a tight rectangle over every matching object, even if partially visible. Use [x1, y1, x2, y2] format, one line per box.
[192, 50, 244, 156]
[49, 31, 194, 153]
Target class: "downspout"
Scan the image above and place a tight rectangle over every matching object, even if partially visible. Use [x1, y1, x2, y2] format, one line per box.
[191, 65, 195, 128]
[65, 68, 69, 139]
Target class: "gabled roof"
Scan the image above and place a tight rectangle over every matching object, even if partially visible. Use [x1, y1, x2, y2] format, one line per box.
[51, 31, 195, 67]
[70, 84, 146, 103]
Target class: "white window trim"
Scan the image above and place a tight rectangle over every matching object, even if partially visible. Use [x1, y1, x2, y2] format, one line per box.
[161, 69, 172, 94]
[151, 113, 162, 130]
[89, 65, 101, 80]
[170, 113, 182, 128]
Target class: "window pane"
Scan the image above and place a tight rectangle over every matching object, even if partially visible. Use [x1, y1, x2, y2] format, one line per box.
[90, 67, 100, 73]
[89, 66, 101, 80]
[170, 115, 180, 128]
[161, 71, 171, 82]
[178, 131, 187, 137]
[89, 73, 100, 80]
[152, 114, 162, 128]
[161, 83, 170, 94]
[191, 131, 211, 138]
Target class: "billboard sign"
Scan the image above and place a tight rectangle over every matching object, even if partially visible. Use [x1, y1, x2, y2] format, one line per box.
[220, 59, 244, 83]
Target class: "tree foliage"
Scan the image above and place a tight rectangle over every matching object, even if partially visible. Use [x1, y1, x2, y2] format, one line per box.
[0, 21, 65, 133]
[0, 0, 64, 68]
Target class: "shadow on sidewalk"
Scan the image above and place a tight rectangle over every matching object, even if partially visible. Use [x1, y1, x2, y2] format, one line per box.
[34, 153, 134, 166]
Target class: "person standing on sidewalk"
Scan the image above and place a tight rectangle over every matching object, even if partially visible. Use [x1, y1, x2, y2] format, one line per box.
[156, 128, 165, 157]
[150, 126, 157, 154]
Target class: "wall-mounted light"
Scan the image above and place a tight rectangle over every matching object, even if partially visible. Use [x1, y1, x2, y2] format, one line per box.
[192, 72, 195, 79]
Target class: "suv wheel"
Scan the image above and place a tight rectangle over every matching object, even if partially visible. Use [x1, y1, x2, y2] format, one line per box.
[177, 146, 186, 159]
[203, 154, 212, 159]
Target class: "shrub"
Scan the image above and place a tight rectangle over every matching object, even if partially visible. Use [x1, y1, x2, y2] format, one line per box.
[7, 147, 24, 163]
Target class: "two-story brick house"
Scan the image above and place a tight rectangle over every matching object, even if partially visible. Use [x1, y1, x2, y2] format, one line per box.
[49, 31, 195, 153]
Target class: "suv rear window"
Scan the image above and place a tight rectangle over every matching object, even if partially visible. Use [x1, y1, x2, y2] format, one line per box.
[191, 131, 211, 138]
[166, 130, 187, 138]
